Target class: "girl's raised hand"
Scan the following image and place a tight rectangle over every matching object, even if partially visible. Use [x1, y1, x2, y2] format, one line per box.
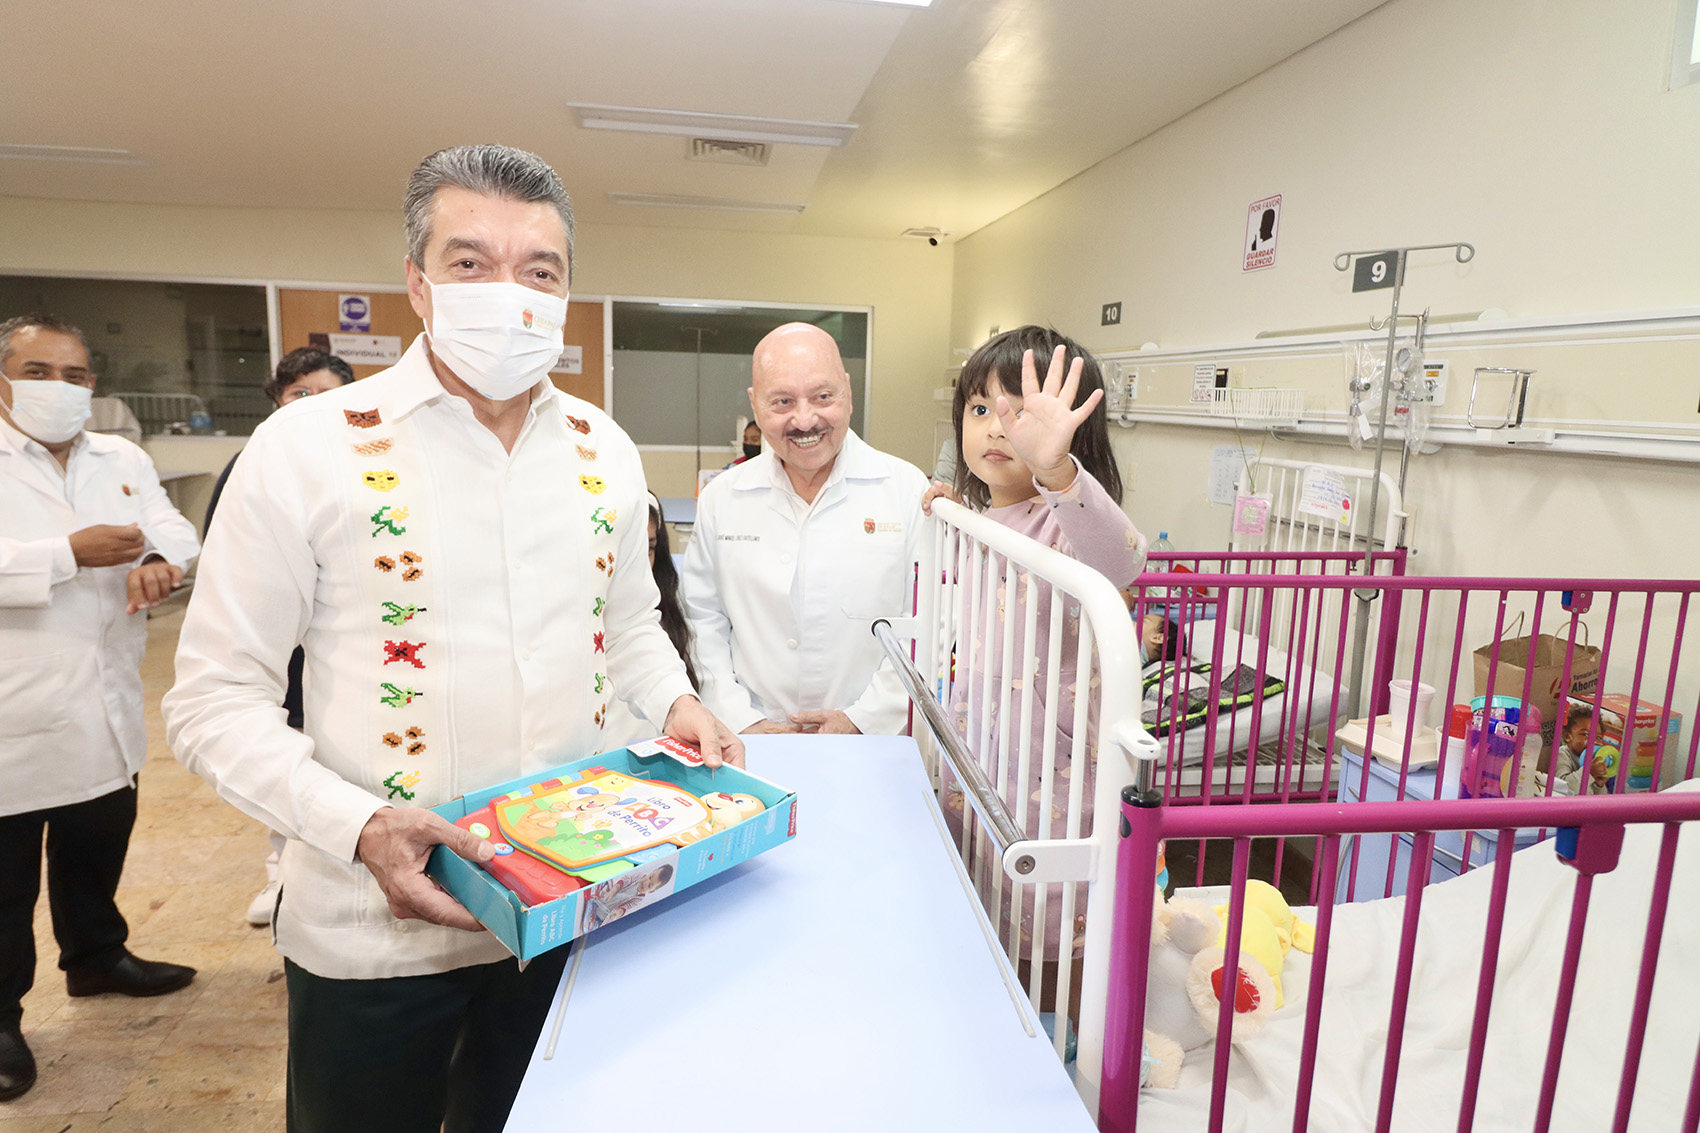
[996, 345, 1103, 490]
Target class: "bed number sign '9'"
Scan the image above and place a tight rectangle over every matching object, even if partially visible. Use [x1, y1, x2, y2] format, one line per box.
[1352, 250, 1404, 292]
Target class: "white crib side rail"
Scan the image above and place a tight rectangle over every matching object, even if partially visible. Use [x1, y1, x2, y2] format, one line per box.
[901, 497, 1155, 1114]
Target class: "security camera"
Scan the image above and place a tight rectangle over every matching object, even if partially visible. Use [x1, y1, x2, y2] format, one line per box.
[928, 236, 939, 247]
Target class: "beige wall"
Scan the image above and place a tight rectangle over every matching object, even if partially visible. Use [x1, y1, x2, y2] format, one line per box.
[0, 199, 954, 472]
[951, 0, 1700, 583]
[951, 0, 1700, 354]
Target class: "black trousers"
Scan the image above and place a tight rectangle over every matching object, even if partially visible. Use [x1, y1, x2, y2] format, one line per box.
[0, 784, 137, 1028]
[285, 944, 571, 1133]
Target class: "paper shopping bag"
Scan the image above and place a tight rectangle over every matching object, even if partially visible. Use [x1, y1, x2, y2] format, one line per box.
[1472, 622, 1600, 770]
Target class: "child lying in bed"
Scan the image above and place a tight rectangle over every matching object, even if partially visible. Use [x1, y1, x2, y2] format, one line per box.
[923, 326, 1147, 985]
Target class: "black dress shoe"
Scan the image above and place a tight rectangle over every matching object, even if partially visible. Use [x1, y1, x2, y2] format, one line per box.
[66, 953, 197, 999]
[0, 1025, 35, 1102]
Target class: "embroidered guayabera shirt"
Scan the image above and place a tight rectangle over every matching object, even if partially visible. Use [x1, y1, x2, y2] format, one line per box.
[165, 336, 693, 979]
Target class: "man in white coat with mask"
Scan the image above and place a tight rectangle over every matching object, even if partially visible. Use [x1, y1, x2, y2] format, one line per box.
[683, 323, 928, 737]
[0, 313, 200, 1102]
[165, 145, 742, 1133]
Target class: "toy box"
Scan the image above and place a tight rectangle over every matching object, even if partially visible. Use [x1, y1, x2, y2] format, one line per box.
[427, 740, 798, 960]
[1559, 695, 1684, 793]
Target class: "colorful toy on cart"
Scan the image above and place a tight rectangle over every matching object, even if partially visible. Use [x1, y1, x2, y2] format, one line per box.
[453, 739, 768, 907]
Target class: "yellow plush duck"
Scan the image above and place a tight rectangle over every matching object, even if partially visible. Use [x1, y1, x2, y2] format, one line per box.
[1183, 879, 1315, 1040]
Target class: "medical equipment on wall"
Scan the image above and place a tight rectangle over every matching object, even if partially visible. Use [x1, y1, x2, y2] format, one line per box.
[1332, 241, 1474, 718]
[1468, 367, 1535, 429]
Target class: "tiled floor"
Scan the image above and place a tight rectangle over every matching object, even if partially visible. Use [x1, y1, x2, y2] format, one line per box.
[2, 607, 287, 1131]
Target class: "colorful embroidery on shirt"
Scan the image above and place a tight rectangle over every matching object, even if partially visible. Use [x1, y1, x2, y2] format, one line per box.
[591, 507, 616, 534]
[399, 550, 423, 581]
[593, 672, 607, 695]
[362, 470, 400, 493]
[380, 601, 427, 626]
[345, 409, 382, 429]
[592, 631, 605, 653]
[383, 770, 420, 801]
[371, 505, 409, 536]
[382, 725, 428, 756]
[383, 640, 426, 668]
[595, 553, 614, 575]
[566, 415, 591, 435]
[379, 683, 422, 707]
[121, 484, 134, 496]
[594, 705, 607, 729]
[374, 555, 396, 572]
[579, 474, 606, 495]
[577, 445, 597, 461]
[353, 438, 393, 457]
[592, 596, 606, 617]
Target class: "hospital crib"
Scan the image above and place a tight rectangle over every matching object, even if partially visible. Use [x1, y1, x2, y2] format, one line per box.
[1099, 787, 1700, 1132]
[883, 495, 1700, 1126]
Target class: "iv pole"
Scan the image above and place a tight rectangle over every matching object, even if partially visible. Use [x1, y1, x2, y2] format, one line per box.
[1331, 241, 1474, 719]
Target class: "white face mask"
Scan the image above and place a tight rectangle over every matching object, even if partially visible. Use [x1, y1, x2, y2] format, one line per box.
[4, 376, 92, 444]
[421, 275, 567, 401]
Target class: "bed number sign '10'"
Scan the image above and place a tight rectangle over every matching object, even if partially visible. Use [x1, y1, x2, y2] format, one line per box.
[1353, 250, 1404, 292]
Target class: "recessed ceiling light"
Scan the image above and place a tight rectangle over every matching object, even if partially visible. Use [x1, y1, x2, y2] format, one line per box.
[0, 144, 146, 165]
[571, 103, 855, 147]
[607, 191, 808, 215]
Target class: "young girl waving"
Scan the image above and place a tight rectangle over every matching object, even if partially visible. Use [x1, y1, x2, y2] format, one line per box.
[926, 326, 1146, 1000]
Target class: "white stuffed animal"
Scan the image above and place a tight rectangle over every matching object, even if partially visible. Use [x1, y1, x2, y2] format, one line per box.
[1140, 885, 1220, 1088]
[1142, 878, 1315, 1087]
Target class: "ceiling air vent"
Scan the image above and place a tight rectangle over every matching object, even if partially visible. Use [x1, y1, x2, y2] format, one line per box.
[689, 138, 771, 166]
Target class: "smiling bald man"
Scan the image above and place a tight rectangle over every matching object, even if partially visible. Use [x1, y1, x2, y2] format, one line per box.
[682, 323, 928, 737]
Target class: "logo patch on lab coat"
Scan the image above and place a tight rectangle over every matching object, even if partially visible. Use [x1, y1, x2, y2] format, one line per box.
[863, 518, 903, 535]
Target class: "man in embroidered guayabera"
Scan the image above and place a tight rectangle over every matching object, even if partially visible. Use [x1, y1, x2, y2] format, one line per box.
[682, 323, 928, 737]
[203, 346, 355, 928]
[0, 313, 202, 1102]
[164, 145, 743, 1133]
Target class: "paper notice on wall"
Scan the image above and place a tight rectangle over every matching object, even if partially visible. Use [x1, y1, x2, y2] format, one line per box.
[1242, 194, 1281, 272]
[552, 345, 584, 374]
[1191, 363, 1217, 404]
[1297, 465, 1351, 524]
[328, 334, 401, 366]
[1208, 444, 1258, 505]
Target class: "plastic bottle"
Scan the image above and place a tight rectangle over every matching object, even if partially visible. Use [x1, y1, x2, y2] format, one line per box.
[1150, 532, 1174, 600]
[1438, 704, 1469, 799]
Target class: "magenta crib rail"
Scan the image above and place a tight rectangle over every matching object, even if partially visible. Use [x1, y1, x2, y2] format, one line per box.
[1122, 568, 1700, 895]
[1098, 788, 1700, 1133]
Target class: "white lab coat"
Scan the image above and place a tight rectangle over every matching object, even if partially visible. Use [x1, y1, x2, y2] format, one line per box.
[682, 430, 928, 735]
[0, 419, 199, 817]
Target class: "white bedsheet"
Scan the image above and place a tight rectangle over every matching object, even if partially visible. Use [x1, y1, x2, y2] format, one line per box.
[1139, 782, 1699, 1131]
[1156, 627, 1340, 773]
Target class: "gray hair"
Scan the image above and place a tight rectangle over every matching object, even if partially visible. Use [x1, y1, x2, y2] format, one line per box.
[0, 313, 89, 369]
[403, 145, 575, 279]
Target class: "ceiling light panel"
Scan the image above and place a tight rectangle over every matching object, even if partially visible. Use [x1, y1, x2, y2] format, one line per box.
[571, 103, 856, 147]
[0, 144, 145, 165]
[607, 191, 808, 215]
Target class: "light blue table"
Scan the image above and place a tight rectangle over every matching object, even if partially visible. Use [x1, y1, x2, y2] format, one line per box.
[505, 735, 1096, 1132]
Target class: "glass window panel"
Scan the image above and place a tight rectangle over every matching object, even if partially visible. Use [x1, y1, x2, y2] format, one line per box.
[0, 275, 272, 436]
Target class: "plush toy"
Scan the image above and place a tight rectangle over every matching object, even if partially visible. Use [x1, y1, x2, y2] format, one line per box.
[1142, 879, 1316, 1088]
